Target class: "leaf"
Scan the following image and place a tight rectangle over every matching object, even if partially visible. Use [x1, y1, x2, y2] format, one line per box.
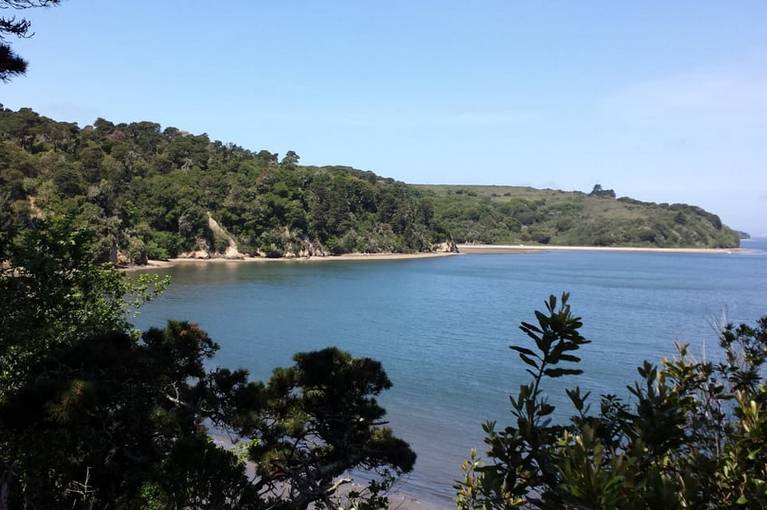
[519, 353, 539, 369]
[547, 294, 557, 312]
[539, 403, 555, 416]
[544, 368, 583, 378]
[519, 321, 543, 334]
[510, 346, 539, 358]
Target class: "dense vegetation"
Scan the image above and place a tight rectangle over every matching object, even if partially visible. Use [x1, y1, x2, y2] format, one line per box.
[0, 107, 447, 264]
[457, 294, 767, 509]
[0, 216, 415, 509]
[419, 184, 741, 248]
[0, 107, 742, 268]
[3, 5, 761, 508]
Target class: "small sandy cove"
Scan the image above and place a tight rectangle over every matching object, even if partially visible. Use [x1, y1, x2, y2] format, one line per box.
[458, 244, 743, 255]
[122, 243, 746, 271]
[122, 252, 456, 271]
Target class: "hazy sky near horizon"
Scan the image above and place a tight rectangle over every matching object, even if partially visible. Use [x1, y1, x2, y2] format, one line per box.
[3, 1, 766, 233]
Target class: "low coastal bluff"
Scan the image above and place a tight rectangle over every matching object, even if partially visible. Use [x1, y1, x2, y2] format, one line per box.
[167, 213, 459, 262]
[0, 107, 739, 268]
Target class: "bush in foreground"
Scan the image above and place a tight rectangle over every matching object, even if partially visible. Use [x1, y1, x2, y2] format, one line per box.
[457, 294, 767, 509]
[0, 217, 414, 509]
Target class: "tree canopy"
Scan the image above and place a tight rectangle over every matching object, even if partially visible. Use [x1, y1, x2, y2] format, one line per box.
[418, 184, 740, 248]
[0, 107, 448, 264]
[0, 107, 742, 269]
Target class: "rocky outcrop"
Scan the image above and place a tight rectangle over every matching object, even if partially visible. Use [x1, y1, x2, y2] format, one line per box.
[288, 239, 328, 258]
[173, 220, 452, 261]
[434, 239, 459, 253]
[178, 237, 212, 259]
[207, 213, 244, 259]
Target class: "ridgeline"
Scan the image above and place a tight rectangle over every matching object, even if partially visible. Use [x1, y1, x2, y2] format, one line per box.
[0, 107, 739, 265]
[418, 184, 740, 248]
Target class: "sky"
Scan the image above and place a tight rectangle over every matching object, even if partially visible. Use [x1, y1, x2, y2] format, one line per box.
[3, 1, 766, 234]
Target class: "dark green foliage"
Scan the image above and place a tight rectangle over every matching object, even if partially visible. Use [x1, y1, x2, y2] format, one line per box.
[0, 107, 446, 264]
[0, 324, 255, 509]
[0, 218, 415, 509]
[243, 347, 416, 509]
[419, 185, 741, 248]
[2, 324, 415, 509]
[589, 184, 616, 199]
[457, 294, 767, 509]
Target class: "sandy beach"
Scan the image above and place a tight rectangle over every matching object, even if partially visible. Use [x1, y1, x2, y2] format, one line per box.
[122, 251, 457, 271]
[458, 244, 744, 255]
[121, 243, 747, 271]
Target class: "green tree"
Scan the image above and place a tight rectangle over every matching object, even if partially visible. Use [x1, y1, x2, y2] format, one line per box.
[245, 347, 416, 508]
[0, 216, 415, 509]
[0, 215, 167, 400]
[281, 150, 300, 167]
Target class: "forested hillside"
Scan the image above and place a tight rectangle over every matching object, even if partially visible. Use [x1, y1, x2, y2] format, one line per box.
[0, 107, 448, 264]
[0, 107, 740, 265]
[418, 184, 741, 248]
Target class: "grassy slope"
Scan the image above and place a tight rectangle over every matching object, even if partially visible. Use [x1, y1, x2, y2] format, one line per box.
[415, 184, 741, 248]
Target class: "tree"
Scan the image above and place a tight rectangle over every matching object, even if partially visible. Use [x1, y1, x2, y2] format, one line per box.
[242, 347, 416, 508]
[1, 327, 415, 509]
[456, 293, 767, 509]
[0, 215, 167, 401]
[589, 184, 616, 199]
[0, 216, 415, 509]
[0, 322, 258, 509]
[0, 0, 61, 82]
[281, 150, 300, 167]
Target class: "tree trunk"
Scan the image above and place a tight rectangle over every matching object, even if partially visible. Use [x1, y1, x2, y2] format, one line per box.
[0, 475, 9, 510]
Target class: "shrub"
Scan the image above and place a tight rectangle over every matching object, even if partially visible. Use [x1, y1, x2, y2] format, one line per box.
[457, 294, 767, 509]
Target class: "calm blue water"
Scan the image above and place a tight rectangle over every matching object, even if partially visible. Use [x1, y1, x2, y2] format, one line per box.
[134, 239, 767, 507]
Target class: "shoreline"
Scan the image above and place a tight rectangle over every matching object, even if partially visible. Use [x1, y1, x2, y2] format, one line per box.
[121, 251, 457, 271]
[458, 244, 744, 255]
[120, 242, 750, 271]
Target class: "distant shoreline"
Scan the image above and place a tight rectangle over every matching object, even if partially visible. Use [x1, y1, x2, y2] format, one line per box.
[121, 251, 457, 271]
[458, 244, 743, 254]
[121, 243, 748, 271]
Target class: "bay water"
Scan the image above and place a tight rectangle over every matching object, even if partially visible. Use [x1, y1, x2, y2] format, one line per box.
[134, 239, 767, 507]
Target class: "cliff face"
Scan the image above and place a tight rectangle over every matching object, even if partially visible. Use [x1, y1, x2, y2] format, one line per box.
[172, 219, 458, 260]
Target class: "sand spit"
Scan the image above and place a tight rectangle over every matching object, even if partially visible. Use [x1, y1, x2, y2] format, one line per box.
[458, 244, 744, 255]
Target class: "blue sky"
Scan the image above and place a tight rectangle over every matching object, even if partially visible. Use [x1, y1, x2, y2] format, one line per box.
[3, 1, 766, 234]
